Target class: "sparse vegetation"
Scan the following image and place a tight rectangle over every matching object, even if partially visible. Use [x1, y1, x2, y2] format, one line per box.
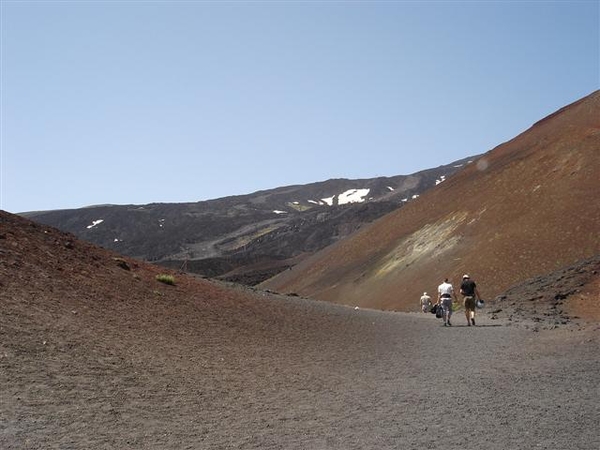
[156, 274, 175, 285]
[287, 202, 312, 212]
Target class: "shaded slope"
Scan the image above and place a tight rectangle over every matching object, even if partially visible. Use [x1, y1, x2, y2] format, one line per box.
[261, 91, 600, 312]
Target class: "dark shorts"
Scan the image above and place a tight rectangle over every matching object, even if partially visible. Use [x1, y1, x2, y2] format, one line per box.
[463, 296, 476, 311]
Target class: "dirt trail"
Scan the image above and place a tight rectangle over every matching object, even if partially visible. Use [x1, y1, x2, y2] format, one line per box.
[2, 296, 598, 450]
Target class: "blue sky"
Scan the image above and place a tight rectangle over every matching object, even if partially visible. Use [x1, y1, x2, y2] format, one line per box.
[1, 1, 598, 213]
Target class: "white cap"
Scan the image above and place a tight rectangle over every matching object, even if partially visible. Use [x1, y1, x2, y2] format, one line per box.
[462, 274, 470, 279]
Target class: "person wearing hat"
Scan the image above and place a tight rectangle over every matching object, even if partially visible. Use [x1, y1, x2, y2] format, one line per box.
[460, 274, 481, 326]
[420, 292, 432, 313]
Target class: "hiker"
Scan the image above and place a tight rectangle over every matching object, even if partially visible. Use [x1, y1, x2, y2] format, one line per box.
[437, 278, 457, 326]
[460, 274, 482, 326]
[420, 292, 432, 313]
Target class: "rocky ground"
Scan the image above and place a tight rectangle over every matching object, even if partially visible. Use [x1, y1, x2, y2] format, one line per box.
[486, 254, 600, 331]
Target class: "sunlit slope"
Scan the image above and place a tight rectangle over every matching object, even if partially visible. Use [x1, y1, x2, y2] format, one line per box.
[260, 91, 600, 311]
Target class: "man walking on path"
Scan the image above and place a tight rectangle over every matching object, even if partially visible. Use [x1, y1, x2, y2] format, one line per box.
[437, 278, 457, 326]
[460, 274, 482, 326]
[420, 292, 432, 313]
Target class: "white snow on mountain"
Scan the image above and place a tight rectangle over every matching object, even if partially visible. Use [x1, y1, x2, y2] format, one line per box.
[273, 210, 288, 214]
[338, 189, 370, 205]
[302, 184, 430, 208]
[313, 189, 371, 207]
[435, 175, 446, 185]
[86, 219, 104, 229]
[321, 196, 335, 206]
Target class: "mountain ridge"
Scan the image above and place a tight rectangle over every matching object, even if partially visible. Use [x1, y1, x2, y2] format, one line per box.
[23, 155, 477, 284]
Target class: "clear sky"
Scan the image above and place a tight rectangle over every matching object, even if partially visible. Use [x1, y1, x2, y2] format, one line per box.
[1, 1, 598, 213]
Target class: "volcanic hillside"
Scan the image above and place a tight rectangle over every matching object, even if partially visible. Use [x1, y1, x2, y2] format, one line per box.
[22, 157, 475, 286]
[261, 90, 600, 312]
[1, 209, 397, 447]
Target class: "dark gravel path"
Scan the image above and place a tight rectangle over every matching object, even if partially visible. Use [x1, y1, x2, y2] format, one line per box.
[2, 292, 598, 450]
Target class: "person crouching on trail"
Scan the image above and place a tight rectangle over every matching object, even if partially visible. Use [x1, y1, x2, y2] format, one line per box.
[437, 278, 457, 326]
[460, 274, 481, 326]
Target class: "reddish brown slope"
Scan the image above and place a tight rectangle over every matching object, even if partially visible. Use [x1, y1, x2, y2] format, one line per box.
[261, 91, 600, 312]
[1, 210, 398, 447]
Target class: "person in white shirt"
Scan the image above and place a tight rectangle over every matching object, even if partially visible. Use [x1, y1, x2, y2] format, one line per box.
[437, 278, 457, 326]
[420, 292, 432, 313]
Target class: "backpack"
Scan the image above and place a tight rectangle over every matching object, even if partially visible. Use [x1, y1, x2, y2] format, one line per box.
[435, 305, 444, 319]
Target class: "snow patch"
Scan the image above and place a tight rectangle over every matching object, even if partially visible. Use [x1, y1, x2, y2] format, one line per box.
[321, 196, 335, 206]
[86, 219, 104, 229]
[273, 210, 288, 214]
[435, 175, 446, 185]
[307, 188, 372, 207]
[339, 188, 370, 205]
[387, 186, 394, 191]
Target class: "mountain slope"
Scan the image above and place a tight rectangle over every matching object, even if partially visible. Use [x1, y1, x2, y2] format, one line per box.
[260, 91, 600, 312]
[22, 156, 475, 284]
[2, 210, 599, 449]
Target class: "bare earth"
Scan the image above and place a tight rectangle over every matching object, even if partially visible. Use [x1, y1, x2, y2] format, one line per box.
[1, 211, 599, 449]
[2, 294, 599, 450]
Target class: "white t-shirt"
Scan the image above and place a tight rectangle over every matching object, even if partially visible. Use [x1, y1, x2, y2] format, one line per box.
[420, 295, 431, 305]
[438, 282, 454, 297]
